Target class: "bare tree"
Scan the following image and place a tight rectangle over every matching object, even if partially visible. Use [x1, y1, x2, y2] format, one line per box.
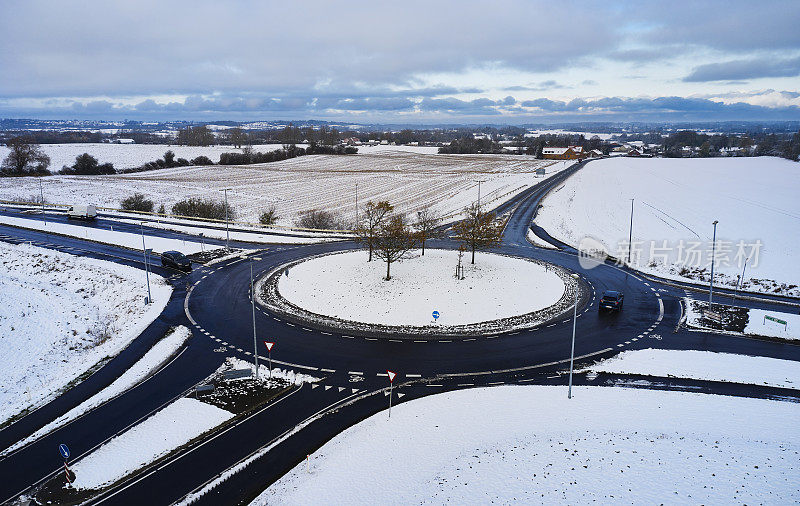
[374, 214, 418, 280]
[1, 137, 51, 176]
[451, 202, 503, 264]
[413, 206, 443, 255]
[356, 200, 393, 261]
[228, 127, 247, 148]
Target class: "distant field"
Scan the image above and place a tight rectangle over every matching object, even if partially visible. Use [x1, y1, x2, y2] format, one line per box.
[0, 150, 558, 226]
[536, 156, 800, 293]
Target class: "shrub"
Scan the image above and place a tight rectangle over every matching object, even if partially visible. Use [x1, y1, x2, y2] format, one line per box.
[157, 203, 166, 214]
[259, 206, 279, 225]
[171, 198, 235, 221]
[120, 193, 154, 213]
[190, 155, 214, 166]
[296, 209, 346, 230]
[59, 153, 115, 175]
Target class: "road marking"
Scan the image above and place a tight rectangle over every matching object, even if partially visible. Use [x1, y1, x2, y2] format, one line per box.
[617, 344, 624, 347]
[348, 371, 363, 376]
[458, 383, 474, 387]
[405, 374, 421, 378]
[342, 335, 354, 339]
[485, 335, 498, 339]
[285, 323, 295, 327]
[365, 337, 377, 341]
[464, 338, 476, 342]
[301, 327, 312, 332]
[320, 368, 336, 373]
[426, 384, 443, 387]
[320, 331, 332, 335]
[624, 341, 631, 344]
[376, 373, 388, 377]
[413, 340, 426, 343]
[389, 339, 402, 343]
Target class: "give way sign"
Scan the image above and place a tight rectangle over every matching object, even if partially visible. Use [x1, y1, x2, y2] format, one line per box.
[387, 370, 396, 383]
[264, 341, 274, 351]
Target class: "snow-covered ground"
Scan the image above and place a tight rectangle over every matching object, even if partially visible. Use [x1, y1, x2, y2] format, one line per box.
[71, 397, 233, 490]
[526, 227, 557, 249]
[536, 157, 800, 295]
[0, 241, 172, 427]
[1, 326, 191, 456]
[276, 250, 565, 326]
[256, 386, 800, 505]
[226, 357, 319, 386]
[0, 143, 296, 171]
[0, 214, 218, 254]
[745, 308, 799, 339]
[0, 151, 558, 226]
[581, 348, 800, 389]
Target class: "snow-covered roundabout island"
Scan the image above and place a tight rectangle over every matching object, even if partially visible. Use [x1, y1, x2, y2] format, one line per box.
[257, 249, 580, 337]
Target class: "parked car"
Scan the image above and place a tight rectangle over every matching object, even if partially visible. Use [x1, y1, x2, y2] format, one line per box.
[599, 290, 624, 311]
[160, 250, 192, 271]
[66, 204, 97, 220]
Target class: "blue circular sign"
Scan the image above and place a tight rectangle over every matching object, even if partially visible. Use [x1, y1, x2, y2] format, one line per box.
[432, 310, 440, 320]
[59, 443, 70, 460]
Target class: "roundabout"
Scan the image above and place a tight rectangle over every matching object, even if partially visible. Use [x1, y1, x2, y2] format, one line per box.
[256, 249, 584, 338]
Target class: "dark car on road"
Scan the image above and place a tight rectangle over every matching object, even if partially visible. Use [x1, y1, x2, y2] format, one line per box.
[599, 290, 624, 311]
[161, 250, 192, 271]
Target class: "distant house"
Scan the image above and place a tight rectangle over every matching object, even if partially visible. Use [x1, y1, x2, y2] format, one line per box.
[115, 138, 135, 144]
[590, 149, 604, 158]
[541, 145, 586, 160]
[626, 148, 642, 156]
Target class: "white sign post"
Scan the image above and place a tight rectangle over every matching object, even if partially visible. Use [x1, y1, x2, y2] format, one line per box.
[264, 341, 274, 378]
[387, 370, 396, 419]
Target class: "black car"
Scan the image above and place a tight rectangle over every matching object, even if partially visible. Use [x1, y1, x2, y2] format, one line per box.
[599, 290, 624, 311]
[161, 250, 192, 271]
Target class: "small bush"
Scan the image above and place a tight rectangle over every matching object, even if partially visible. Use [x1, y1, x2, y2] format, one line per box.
[259, 206, 279, 225]
[190, 155, 214, 166]
[296, 209, 346, 230]
[157, 203, 166, 214]
[120, 193, 154, 213]
[171, 198, 235, 221]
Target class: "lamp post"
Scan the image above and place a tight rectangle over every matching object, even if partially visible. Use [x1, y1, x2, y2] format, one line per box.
[627, 199, 634, 265]
[568, 273, 579, 399]
[708, 220, 719, 306]
[223, 188, 231, 250]
[355, 182, 359, 226]
[733, 257, 748, 300]
[140, 222, 152, 304]
[38, 177, 46, 226]
[250, 257, 261, 377]
[474, 179, 487, 208]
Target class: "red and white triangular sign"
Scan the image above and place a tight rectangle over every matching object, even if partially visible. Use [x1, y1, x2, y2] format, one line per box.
[264, 341, 274, 351]
[387, 370, 396, 383]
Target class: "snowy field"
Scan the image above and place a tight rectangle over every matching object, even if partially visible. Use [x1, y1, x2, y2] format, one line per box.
[71, 397, 233, 490]
[0, 241, 171, 427]
[0, 143, 297, 171]
[0, 151, 558, 226]
[1, 326, 191, 456]
[684, 299, 799, 340]
[276, 250, 565, 326]
[0, 214, 218, 254]
[536, 157, 800, 295]
[256, 386, 800, 505]
[582, 348, 800, 389]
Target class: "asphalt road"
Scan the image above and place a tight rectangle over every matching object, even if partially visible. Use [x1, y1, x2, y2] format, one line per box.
[1, 160, 798, 505]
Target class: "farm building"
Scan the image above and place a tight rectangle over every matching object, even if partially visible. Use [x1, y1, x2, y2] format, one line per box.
[541, 146, 586, 160]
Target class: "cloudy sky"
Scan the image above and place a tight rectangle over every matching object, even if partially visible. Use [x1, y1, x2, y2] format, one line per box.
[1, 0, 799, 123]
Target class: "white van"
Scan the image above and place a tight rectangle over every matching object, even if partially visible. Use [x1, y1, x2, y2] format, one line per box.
[66, 205, 97, 220]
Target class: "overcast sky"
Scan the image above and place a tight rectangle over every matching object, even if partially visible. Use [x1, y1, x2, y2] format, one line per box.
[2, 0, 799, 123]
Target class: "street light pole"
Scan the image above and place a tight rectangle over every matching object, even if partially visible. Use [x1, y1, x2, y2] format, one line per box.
[140, 222, 151, 304]
[474, 180, 486, 208]
[223, 188, 231, 250]
[733, 257, 748, 300]
[568, 273, 579, 399]
[627, 198, 634, 265]
[250, 259, 260, 378]
[708, 220, 719, 306]
[38, 177, 46, 226]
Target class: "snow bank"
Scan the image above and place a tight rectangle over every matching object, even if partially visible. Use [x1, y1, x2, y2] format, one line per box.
[536, 157, 800, 295]
[581, 348, 800, 389]
[71, 397, 233, 490]
[1, 326, 191, 456]
[0, 241, 172, 426]
[0, 214, 218, 254]
[277, 250, 565, 326]
[226, 357, 319, 385]
[745, 308, 799, 340]
[256, 386, 800, 505]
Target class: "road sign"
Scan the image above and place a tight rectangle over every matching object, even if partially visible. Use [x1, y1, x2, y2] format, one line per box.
[386, 370, 397, 419]
[764, 315, 787, 326]
[264, 341, 274, 351]
[387, 370, 396, 383]
[432, 310, 440, 321]
[59, 444, 70, 460]
[223, 368, 252, 380]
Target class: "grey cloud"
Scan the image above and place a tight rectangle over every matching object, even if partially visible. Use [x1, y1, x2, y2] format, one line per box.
[684, 57, 800, 82]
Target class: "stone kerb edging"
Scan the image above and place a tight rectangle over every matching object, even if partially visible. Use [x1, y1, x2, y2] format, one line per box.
[255, 250, 586, 339]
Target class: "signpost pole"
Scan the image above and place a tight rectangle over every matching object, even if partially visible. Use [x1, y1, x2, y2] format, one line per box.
[708, 220, 719, 306]
[141, 222, 152, 304]
[387, 370, 396, 419]
[264, 342, 274, 379]
[568, 273, 579, 399]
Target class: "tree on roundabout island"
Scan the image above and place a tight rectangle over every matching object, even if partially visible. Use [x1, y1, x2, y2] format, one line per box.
[413, 205, 443, 255]
[451, 202, 503, 264]
[356, 200, 394, 262]
[373, 213, 418, 280]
